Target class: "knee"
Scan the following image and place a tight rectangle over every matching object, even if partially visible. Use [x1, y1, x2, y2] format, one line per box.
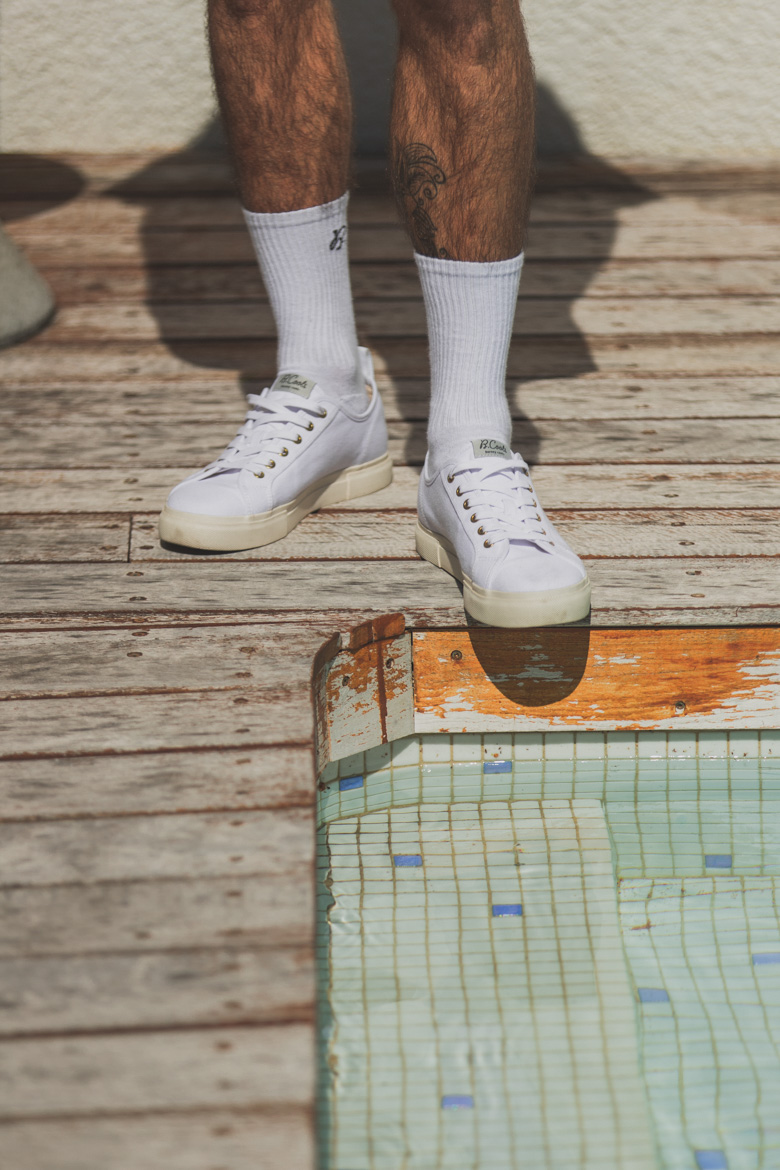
[391, 0, 506, 60]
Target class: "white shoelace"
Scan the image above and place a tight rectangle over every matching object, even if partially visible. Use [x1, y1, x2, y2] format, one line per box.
[448, 457, 554, 549]
[202, 392, 327, 479]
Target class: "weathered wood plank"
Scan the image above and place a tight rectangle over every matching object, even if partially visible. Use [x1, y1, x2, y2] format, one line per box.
[6, 191, 780, 234]
[4, 375, 780, 421]
[0, 872, 313, 957]
[0, 624, 324, 699]
[0, 1111, 313, 1170]
[1, 416, 777, 468]
[0, 808, 312, 885]
[0, 746, 313, 818]
[3, 336, 778, 383]
[0, 515, 130, 563]
[40, 296, 780, 342]
[0, 689, 313, 757]
[10, 222, 780, 265]
[0, 1024, 314, 1116]
[0, 946, 313, 1035]
[132, 508, 780, 562]
[2, 464, 778, 513]
[412, 627, 780, 732]
[39, 258, 780, 304]
[0, 558, 777, 624]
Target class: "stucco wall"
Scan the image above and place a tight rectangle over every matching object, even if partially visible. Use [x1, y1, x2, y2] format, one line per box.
[2, 0, 779, 159]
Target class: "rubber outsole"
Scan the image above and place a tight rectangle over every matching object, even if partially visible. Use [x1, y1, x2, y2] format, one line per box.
[415, 521, 591, 628]
[158, 452, 393, 551]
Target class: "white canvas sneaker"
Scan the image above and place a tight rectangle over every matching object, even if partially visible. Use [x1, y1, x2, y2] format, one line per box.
[417, 438, 591, 627]
[159, 347, 392, 551]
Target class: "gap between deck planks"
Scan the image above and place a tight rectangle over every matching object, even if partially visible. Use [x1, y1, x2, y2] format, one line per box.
[1, 154, 778, 1167]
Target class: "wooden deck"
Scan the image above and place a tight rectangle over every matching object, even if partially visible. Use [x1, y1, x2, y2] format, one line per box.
[1, 151, 779, 1168]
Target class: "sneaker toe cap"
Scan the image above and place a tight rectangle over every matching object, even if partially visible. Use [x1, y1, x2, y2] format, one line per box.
[490, 547, 587, 593]
[166, 472, 249, 518]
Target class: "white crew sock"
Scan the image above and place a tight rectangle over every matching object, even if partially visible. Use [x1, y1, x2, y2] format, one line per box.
[243, 193, 366, 406]
[415, 251, 524, 473]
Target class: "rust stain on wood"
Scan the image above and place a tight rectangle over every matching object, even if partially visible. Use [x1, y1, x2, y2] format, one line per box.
[412, 627, 780, 729]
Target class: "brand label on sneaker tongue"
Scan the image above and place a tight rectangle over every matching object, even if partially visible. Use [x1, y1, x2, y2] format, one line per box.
[472, 438, 511, 459]
[271, 373, 317, 398]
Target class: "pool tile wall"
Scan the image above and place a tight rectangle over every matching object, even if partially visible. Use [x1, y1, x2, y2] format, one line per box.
[317, 730, 780, 1170]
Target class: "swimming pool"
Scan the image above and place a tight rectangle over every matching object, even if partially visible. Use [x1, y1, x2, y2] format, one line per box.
[316, 731, 780, 1170]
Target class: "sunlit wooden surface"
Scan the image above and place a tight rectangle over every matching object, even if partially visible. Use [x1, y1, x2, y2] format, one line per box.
[0, 151, 778, 1168]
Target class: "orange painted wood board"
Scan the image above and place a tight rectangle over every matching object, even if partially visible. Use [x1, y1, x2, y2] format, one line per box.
[412, 627, 780, 733]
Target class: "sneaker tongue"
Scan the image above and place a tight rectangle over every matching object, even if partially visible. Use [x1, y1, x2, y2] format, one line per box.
[470, 438, 512, 460]
[269, 372, 318, 399]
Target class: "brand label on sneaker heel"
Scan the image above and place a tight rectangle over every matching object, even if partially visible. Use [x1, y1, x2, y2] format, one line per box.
[472, 438, 511, 458]
[272, 373, 317, 398]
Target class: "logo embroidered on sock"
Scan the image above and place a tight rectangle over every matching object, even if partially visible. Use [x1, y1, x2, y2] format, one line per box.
[329, 226, 347, 251]
[472, 438, 512, 459]
[271, 373, 317, 398]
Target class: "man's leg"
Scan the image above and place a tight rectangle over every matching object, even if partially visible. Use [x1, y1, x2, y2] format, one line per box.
[391, 0, 591, 627]
[208, 0, 364, 401]
[158, 0, 392, 552]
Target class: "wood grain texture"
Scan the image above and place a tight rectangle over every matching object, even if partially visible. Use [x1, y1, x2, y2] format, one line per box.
[0, 946, 314, 1035]
[0, 1111, 314, 1170]
[0, 873, 313, 957]
[0, 746, 313, 818]
[2, 463, 779, 513]
[412, 628, 780, 732]
[0, 1024, 314, 1116]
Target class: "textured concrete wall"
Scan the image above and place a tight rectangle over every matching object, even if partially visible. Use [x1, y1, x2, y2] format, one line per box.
[2, 0, 779, 158]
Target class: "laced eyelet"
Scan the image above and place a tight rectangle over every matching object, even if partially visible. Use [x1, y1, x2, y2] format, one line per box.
[483, 539, 493, 548]
[535, 513, 541, 521]
[462, 499, 470, 509]
[470, 514, 478, 523]
[267, 460, 276, 469]
[293, 435, 303, 444]
[447, 474, 455, 484]
[306, 422, 314, 431]
[253, 471, 265, 479]
[477, 526, 485, 535]
[319, 409, 328, 418]
[280, 448, 289, 457]
[455, 486, 462, 496]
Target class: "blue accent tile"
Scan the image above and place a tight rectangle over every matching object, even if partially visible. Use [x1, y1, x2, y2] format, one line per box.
[752, 952, 780, 965]
[704, 854, 732, 868]
[492, 904, 523, 917]
[483, 760, 512, 773]
[393, 854, 423, 868]
[441, 1095, 474, 1110]
[695, 1152, 727, 1170]
[339, 775, 364, 792]
[638, 988, 670, 1003]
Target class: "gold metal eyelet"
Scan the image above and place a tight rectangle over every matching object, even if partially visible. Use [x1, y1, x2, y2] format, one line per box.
[280, 448, 289, 456]
[293, 435, 303, 444]
[483, 539, 493, 548]
[306, 422, 314, 431]
[253, 471, 265, 479]
[470, 514, 478, 523]
[477, 526, 485, 535]
[319, 409, 328, 418]
[462, 499, 470, 509]
[267, 460, 276, 469]
[455, 486, 462, 496]
[535, 513, 541, 521]
[447, 474, 455, 484]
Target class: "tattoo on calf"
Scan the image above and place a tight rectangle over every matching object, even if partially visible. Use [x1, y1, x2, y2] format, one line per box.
[393, 142, 450, 259]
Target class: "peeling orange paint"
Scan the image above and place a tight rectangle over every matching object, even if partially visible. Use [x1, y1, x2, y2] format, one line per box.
[412, 628, 780, 730]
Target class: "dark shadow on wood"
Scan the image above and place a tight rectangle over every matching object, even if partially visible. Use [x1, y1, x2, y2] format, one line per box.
[0, 154, 86, 220]
[465, 625, 592, 706]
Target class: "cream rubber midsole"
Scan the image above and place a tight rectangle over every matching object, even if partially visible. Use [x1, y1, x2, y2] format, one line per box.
[415, 521, 591, 628]
[159, 452, 393, 551]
